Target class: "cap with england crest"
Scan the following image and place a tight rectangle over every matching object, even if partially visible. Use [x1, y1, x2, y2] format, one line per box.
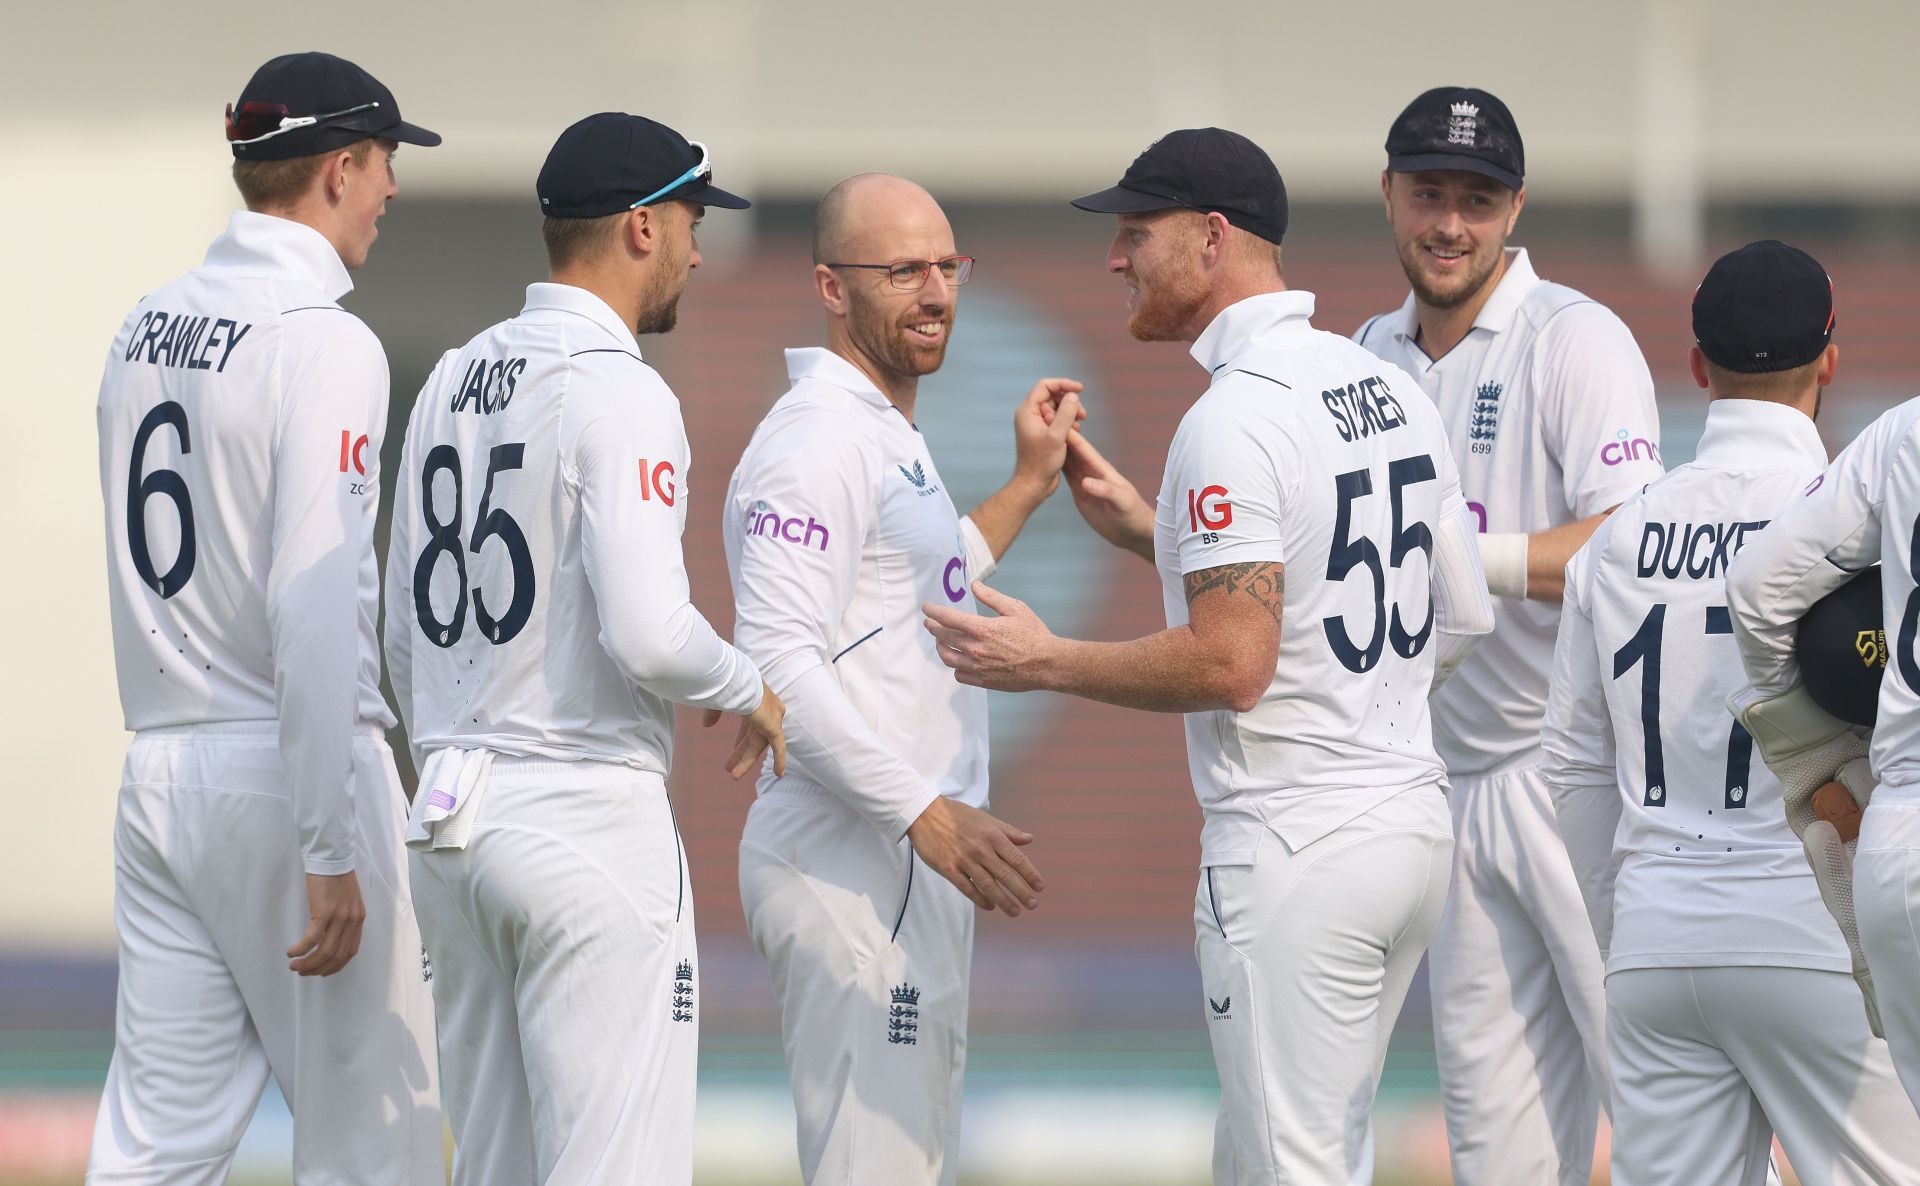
[227, 51, 441, 162]
[1070, 127, 1288, 245]
[1384, 86, 1524, 191]
[536, 113, 751, 219]
[1692, 239, 1837, 374]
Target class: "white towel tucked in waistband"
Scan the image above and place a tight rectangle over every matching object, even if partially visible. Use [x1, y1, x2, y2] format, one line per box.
[406, 748, 496, 850]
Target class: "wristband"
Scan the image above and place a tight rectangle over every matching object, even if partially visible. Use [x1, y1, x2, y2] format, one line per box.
[1479, 532, 1529, 600]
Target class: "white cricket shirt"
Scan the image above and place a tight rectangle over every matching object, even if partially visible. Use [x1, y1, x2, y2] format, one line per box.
[1161, 291, 1485, 864]
[1728, 395, 1920, 792]
[1544, 399, 1849, 974]
[723, 348, 996, 840]
[385, 283, 763, 774]
[1357, 248, 1664, 777]
[97, 211, 394, 876]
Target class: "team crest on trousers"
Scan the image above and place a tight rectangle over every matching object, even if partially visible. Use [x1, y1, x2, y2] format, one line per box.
[671, 960, 695, 1023]
[888, 983, 921, 1045]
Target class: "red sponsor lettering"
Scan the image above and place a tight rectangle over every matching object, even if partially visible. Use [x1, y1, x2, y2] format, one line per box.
[338, 429, 369, 475]
[1188, 484, 1232, 531]
[639, 458, 677, 506]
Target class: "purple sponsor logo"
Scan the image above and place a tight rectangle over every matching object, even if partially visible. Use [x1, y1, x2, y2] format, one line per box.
[1600, 428, 1661, 467]
[942, 557, 967, 603]
[1466, 500, 1489, 532]
[746, 503, 830, 551]
[1805, 474, 1825, 497]
[426, 789, 457, 811]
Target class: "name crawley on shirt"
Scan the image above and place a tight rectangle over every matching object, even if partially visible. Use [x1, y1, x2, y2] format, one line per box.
[122, 309, 253, 373]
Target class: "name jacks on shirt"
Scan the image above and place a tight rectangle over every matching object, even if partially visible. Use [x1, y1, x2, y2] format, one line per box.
[1637, 519, 1770, 581]
[450, 356, 528, 416]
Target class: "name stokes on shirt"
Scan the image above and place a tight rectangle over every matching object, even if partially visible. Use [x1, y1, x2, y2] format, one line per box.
[1637, 518, 1769, 581]
[124, 309, 252, 373]
[1321, 375, 1409, 442]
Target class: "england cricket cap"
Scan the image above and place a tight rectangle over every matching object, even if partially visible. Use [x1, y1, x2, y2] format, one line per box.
[536, 113, 750, 219]
[1693, 240, 1837, 374]
[1385, 86, 1524, 191]
[1796, 565, 1884, 728]
[228, 52, 440, 161]
[1070, 128, 1288, 245]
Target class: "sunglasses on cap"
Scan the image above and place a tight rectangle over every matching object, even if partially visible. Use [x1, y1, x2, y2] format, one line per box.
[225, 99, 381, 145]
[631, 140, 711, 209]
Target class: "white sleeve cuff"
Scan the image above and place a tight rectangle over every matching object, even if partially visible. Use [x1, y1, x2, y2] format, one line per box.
[960, 514, 997, 584]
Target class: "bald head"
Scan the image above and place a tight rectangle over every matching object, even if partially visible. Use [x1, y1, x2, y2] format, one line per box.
[812, 173, 950, 265]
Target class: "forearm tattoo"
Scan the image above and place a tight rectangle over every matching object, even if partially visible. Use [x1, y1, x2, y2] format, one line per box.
[1183, 561, 1285, 624]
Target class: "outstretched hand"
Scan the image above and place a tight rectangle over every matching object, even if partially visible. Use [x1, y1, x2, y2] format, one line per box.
[1063, 431, 1154, 560]
[923, 581, 1058, 692]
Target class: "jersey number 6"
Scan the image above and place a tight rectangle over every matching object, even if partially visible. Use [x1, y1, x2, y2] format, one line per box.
[413, 443, 537, 648]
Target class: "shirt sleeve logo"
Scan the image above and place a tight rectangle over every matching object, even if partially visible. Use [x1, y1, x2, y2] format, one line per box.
[746, 501, 829, 551]
[1187, 485, 1233, 533]
[338, 429, 370, 494]
[638, 458, 677, 506]
[1600, 428, 1661, 467]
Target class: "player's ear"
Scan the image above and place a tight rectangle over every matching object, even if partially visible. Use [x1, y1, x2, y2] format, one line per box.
[1687, 345, 1711, 391]
[1505, 185, 1526, 233]
[623, 206, 654, 258]
[321, 149, 355, 204]
[814, 263, 848, 315]
[1380, 170, 1394, 219]
[1817, 342, 1840, 387]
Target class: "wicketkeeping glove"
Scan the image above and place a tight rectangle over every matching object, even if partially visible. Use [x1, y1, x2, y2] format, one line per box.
[1731, 683, 1868, 839]
[1803, 757, 1882, 1037]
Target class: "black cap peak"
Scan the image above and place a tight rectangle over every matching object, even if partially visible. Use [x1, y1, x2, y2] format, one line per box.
[1385, 87, 1523, 191]
[1070, 127, 1287, 245]
[536, 113, 749, 219]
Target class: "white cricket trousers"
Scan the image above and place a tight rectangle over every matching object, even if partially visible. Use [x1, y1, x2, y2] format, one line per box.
[1194, 787, 1452, 1185]
[409, 759, 698, 1186]
[1606, 965, 1920, 1186]
[1428, 761, 1611, 1185]
[87, 723, 443, 1186]
[1856, 781, 1920, 1114]
[739, 788, 975, 1186]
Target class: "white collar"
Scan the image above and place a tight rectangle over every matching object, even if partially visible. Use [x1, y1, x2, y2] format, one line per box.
[519, 283, 645, 358]
[1691, 397, 1828, 471]
[785, 346, 898, 414]
[1386, 246, 1540, 342]
[1188, 290, 1319, 375]
[202, 211, 353, 303]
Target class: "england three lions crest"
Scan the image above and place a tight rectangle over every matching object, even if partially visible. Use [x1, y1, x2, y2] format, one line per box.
[888, 983, 920, 1046]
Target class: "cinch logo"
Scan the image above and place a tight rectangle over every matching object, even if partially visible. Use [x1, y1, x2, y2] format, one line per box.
[338, 430, 368, 475]
[1600, 429, 1661, 467]
[1805, 474, 1826, 497]
[638, 459, 676, 506]
[942, 557, 967, 603]
[1466, 500, 1489, 532]
[746, 502, 830, 551]
[1858, 629, 1888, 669]
[1187, 485, 1232, 532]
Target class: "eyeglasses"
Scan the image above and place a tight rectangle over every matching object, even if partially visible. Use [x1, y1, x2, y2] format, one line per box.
[226, 100, 381, 145]
[824, 255, 976, 291]
[632, 141, 712, 209]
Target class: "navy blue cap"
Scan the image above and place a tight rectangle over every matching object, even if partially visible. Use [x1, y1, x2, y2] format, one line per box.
[1385, 87, 1524, 190]
[1071, 128, 1287, 245]
[536, 113, 749, 219]
[229, 52, 439, 161]
[1798, 566, 1883, 727]
[1694, 240, 1836, 374]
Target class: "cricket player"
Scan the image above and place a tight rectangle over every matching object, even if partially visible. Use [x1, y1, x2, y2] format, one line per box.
[385, 114, 786, 1185]
[1545, 241, 1920, 1184]
[1353, 86, 1665, 1183]
[90, 52, 443, 1184]
[724, 173, 1078, 1185]
[1727, 312, 1920, 1114]
[923, 128, 1495, 1184]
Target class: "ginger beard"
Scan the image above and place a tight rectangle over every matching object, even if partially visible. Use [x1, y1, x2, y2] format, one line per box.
[1123, 221, 1209, 343]
[845, 280, 952, 382]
